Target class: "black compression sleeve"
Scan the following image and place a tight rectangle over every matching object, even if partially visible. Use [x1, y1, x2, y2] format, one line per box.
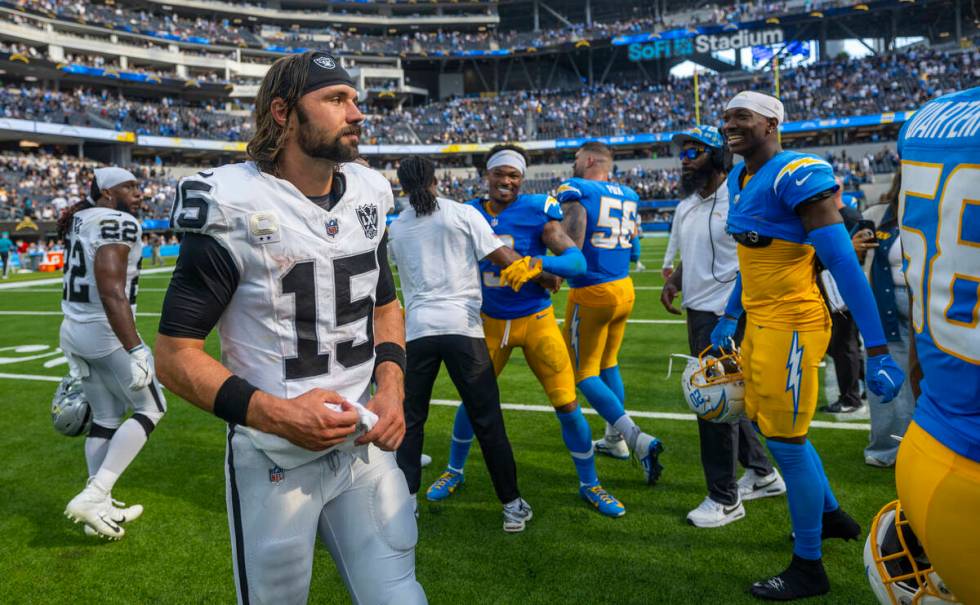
[159, 233, 240, 339]
[375, 230, 396, 306]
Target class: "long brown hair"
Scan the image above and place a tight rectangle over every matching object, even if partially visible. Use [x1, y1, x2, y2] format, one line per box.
[247, 51, 316, 174]
[57, 179, 98, 240]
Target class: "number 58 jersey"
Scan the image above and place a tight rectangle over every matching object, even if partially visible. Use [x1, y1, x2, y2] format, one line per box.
[164, 161, 395, 469]
[61, 206, 143, 324]
[898, 86, 980, 462]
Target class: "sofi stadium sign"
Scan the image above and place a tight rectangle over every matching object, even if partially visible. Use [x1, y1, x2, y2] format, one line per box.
[627, 29, 784, 61]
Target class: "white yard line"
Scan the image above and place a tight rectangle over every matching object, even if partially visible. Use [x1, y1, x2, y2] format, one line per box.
[0, 266, 174, 290]
[0, 371, 868, 432]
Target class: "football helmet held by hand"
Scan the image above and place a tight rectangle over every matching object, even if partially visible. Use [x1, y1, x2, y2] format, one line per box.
[680, 345, 745, 424]
[51, 375, 92, 437]
[864, 499, 959, 604]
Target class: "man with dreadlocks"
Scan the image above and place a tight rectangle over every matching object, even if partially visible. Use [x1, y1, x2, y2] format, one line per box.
[153, 51, 425, 604]
[390, 155, 533, 532]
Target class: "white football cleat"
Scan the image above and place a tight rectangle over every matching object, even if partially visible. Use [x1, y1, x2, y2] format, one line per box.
[737, 469, 786, 501]
[420, 453, 432, 468]
[686, 496, 745, 528]
[83, 496, 143, 535]
[593, 437, 630, 460]
[502, 498, 533, 533]
[66, 480, 124, 540]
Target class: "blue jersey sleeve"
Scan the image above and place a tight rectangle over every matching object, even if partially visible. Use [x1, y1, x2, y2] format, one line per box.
[542, 195, 563, 221]
[773, 157, 838, 211]
[555, 179, 584, 203]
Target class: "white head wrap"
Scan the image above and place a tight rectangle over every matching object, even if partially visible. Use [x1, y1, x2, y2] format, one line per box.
[94, 167, 138, 191]
[726, 91, 785, 124]
[486, 149, 527, 175]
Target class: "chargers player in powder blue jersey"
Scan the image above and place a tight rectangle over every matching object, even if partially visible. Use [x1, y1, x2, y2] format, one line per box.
[713, 91, 904, 600]
[426, 144, 627, 518]
[555, 141, 665, 486]
[891, 86, 980, 604]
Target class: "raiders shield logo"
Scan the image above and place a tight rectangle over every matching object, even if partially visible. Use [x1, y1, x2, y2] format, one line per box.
[356, 204, 379, 239]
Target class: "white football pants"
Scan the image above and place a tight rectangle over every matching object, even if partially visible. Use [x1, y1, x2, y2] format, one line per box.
[225, 427, 426, 605]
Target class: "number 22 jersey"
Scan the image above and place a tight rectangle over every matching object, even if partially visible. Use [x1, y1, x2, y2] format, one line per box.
[898, 87, 980, 462]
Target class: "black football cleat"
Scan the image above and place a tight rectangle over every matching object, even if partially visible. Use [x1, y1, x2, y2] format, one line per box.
[749, 555, 830, 601]
[789, 507, 861, 542]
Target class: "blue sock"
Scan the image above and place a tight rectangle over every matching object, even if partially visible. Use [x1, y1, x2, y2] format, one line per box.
[448, 405, 474, 473]
[556, 407, 599, 487]
[599, 366, 626, 405]
[766, 440, 823, 560]
[578, 376, 627, 425]
[805, 440, 840, 513]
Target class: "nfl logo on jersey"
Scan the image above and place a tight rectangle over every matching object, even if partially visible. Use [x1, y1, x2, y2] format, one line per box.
[326, 218, 340, 238]
[269, 465, 285, 485]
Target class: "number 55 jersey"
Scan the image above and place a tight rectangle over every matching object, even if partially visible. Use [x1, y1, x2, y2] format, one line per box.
[897, 87, 980, 463]
[161, 161, 396, 469]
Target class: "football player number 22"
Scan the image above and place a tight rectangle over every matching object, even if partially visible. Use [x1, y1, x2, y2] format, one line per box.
[281, 253, 377, 380]
[900, 161, 980, 362]
[591, 197, 638, 249]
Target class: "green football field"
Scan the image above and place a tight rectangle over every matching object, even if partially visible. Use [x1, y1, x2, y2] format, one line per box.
[0, 237, 890, 604]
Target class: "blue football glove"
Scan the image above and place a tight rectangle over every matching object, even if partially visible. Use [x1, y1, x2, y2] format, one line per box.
[710, 316, 738, 350]
[866, 354, 905, 403]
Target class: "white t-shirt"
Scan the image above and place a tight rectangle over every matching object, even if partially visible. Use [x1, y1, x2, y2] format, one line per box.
[389, 197, 503, 342]
[672, 181, 739, 314]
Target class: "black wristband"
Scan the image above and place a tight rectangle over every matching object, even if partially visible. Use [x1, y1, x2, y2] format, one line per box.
[374, 342, 406, 375]
[214, 375, 258, 426]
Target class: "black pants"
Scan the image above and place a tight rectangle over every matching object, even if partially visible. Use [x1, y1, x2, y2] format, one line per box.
[1, 252, 8, 276]
[828, 310, 862, 407]
[687, 309, 774, 506]
[396, 334, 520, 504]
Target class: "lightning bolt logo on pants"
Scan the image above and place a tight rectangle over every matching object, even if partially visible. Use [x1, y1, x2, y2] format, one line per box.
[785, 331, 805, 425]
[570, 304, 581, 368]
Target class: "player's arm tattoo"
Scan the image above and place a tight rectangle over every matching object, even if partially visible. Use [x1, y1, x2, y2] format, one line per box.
[94, 243, 141, 350]
[485, 245, 523, 267]
[541, 219, 579, 255]
[560, 201, 587, 249]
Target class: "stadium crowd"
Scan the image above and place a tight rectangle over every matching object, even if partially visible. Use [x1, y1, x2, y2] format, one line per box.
[3, 45, 975, 143]
[7, 0, 872, 56]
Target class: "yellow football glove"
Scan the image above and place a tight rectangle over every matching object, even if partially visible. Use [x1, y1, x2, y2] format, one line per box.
[500, 256, 543, 292]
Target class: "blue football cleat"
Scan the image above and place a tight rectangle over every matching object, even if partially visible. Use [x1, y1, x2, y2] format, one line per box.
[426, 469, 464, 501]
[638, 436, 665, 486]
[579, 484, 626, 518]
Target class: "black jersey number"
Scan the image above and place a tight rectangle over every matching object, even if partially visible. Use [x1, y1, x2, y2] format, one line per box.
[172, 180, 211, 230]
[100, 219, 138, 243]
[281, 251, 378, 380]
[62, 238, 89, 303]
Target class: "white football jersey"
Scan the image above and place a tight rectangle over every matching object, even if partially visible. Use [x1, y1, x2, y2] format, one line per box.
[61, 206, 143, 325]
[170, 161, 394, 469]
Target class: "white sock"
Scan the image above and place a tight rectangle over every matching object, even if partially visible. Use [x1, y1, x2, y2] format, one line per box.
[503, 498, 523, 511]
[603, 422, 624, 442]
[613, 416, 641, 451]
[84, 437, 111, 477]
[92, 418, 149, 492]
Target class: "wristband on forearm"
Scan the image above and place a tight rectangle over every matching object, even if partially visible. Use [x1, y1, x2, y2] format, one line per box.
[374, 342, 407, 375]
[214, 375, 258, 426]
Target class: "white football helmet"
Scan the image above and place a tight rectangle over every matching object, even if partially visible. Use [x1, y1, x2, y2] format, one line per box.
[864, 499, 959, 605]
[51, 375, 92, 437]
[680, 345, 745, 424]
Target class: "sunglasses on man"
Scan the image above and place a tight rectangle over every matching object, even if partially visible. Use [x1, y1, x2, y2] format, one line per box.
[679, 147, 709, 161]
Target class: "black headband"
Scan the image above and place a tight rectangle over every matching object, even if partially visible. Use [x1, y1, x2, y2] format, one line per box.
[302, 52, 355, 97]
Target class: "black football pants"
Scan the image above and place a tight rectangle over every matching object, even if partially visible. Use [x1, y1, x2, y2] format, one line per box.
[687, 309, 774, 506]
[396, 334, 520, 504]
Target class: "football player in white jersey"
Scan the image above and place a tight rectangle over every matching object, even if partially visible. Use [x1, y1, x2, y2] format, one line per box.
[59, 167, 165, 540]
[154, 51, 426, 605]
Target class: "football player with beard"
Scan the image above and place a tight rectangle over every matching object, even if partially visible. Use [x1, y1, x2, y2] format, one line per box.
[553, 142, 665, 486]
[154, 51, 426, 605]
[656, 126, 784, 529]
